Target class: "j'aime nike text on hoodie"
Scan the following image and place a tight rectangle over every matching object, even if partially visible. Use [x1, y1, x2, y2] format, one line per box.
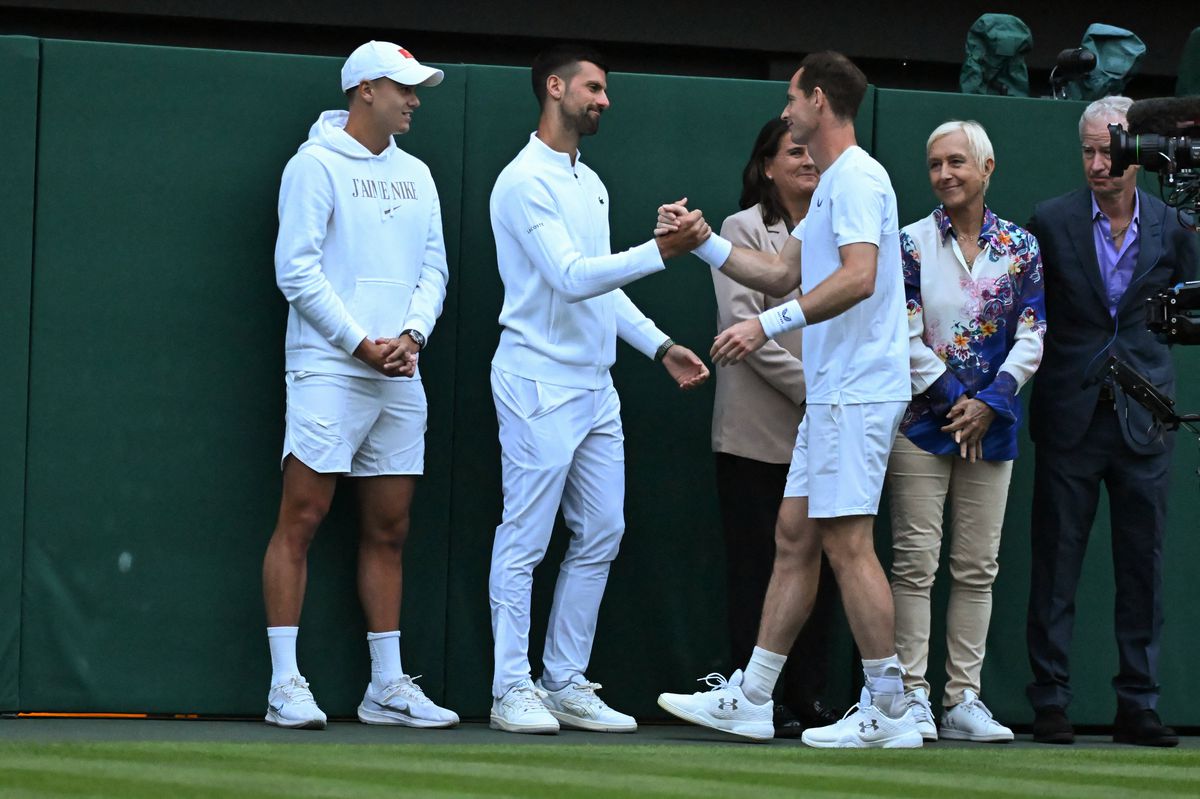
[490, 133, 670, 389]
[275, 110, 449, 380]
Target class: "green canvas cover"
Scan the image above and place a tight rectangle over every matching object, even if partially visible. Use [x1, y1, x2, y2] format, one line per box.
[1063, 23, 1147, 100]
[960, 13, 1033, 97]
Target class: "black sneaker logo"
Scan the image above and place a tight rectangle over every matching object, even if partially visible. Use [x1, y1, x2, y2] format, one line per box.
[718, 698, 738, 711]
[859, 719, 879, 733]
[599, 197, 605, 204]
[269, 703, 283, 715]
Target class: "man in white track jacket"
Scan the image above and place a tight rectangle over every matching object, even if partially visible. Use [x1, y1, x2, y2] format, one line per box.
[261, 40, 457, 731]
[486, 43, 712, 735]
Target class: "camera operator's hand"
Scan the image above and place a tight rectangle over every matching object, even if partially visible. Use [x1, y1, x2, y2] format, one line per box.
[942, 396, 996, 462]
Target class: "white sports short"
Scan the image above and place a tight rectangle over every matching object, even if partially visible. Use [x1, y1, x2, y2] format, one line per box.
[784, 401, 907, 518]
[281, 371, 427, 476]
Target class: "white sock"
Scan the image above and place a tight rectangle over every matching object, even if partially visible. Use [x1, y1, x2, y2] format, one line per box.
[742, 646, 787, 705]
[367, 630, 403, 690]
[267, 626, 299, 686]
[863, 655, 906, 718]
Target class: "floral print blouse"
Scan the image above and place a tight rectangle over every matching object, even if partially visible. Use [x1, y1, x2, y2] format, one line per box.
[898, 206, 1047, 460]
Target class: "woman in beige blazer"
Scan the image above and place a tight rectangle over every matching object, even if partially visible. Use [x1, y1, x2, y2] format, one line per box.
[711, 117, 843, 736]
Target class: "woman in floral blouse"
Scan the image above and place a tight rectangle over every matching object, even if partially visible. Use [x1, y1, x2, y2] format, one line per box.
[886, 120, 1046, 744]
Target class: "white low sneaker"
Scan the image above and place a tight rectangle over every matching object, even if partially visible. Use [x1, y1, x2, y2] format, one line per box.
[357, 675, 459, 728]
[490, 679, 560, 734]
[265, 675, 327, 730]
[801, 688, 923, 749]
[906, 687, 938, 742]
[940, 690, 1014, 742]
[536, 677, 637, 732]
[656, 670, 773, 741]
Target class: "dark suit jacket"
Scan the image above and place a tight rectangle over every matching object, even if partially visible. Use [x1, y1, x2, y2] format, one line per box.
[1027, 187, 1197, 454]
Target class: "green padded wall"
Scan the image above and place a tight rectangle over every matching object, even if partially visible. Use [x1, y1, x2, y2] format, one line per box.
[872, 89, 1200, 725]
[0, 35, 39, 712]
[22, 39, 463, 714]
[9, 34, 1200, 726]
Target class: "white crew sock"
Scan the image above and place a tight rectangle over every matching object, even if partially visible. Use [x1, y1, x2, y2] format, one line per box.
[367, 630, 403, 690]
[742, 646, 787, 705]
[863, 655, 906, 718]
[267, 626, 299, 686]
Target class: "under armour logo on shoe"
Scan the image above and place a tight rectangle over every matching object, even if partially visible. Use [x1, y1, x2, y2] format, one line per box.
[718, 698, 738, 711]
[859, 719, 879, 733]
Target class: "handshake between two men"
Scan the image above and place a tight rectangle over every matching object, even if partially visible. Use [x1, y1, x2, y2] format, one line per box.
[655, 198, 777, 369]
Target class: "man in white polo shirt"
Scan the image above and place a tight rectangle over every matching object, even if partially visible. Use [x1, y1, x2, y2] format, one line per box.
[656, 51, 921, 748]
[261, 40, 457, 730]
[487, 43, 712, 734]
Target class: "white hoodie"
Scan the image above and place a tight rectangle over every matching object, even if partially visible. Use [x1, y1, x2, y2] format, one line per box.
[490, 133, 669, 389]
[275, 110, 449, 380]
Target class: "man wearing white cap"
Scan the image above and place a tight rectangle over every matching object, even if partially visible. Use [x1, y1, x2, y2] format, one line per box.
[261, 40, 457, 730]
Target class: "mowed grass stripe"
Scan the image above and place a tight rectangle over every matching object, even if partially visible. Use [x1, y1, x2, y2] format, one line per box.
[2, 742, 1198, 799]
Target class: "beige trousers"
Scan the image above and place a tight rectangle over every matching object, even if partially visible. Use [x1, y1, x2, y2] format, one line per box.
[885, 434, 1013, 708]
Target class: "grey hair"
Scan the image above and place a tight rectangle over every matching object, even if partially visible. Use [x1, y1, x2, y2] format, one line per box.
[1079, 96, 1132, 140]
[927, 119, 995, 191]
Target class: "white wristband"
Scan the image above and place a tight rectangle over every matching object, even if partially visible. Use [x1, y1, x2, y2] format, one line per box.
[692, 233, 733, 269]
[758, 299, 807, 339]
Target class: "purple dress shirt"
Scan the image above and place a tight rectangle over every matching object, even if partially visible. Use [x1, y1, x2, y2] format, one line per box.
[1091, 193, 1140, 317]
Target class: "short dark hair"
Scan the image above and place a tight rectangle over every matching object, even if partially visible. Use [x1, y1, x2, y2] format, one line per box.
[797, 51, 867, 122]
[531, 43, 609, 108]
[739, 118, 794, 229]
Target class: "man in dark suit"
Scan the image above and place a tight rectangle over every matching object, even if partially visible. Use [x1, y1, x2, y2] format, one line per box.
[1025, 96, 1196, 747]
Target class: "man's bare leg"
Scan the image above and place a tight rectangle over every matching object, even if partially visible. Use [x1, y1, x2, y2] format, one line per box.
[755, 496, 824, 652]
[263, 456, 337, 627]
[261, 455, 336, 728]
[818, 514, 895, 659]
[356, 475, 416, 632]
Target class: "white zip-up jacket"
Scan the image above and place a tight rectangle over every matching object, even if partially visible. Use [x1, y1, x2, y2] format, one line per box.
[275, 110, 449, 380]
[490, 133, 668, 389]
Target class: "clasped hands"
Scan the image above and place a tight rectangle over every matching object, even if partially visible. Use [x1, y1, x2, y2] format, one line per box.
[353, 333, 422, 378]
[941, 395, 996, 462]
[653, 196, 712, 259]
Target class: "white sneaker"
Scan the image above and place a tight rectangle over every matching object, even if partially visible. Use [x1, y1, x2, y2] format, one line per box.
[265, 675, 327, 730]
[490, 679, 560, 734]
[656, 670, 773, 741]
[906, 687, 938, 742]
[801, 688, 923, 749]
[536, 677, 637, 733]
[940, 689, 1014, 742]
[357, 675, 459, 728]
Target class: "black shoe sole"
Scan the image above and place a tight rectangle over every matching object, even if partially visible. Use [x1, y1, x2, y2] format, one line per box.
[1113, 733, 1179, 747]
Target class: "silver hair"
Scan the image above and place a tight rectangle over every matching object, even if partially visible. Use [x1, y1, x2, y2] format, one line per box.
[927, 119, 995, 190]
[1079, 96, 1132, 140]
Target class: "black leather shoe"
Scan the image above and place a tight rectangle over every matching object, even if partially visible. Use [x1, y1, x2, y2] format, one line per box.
[796, 697, 843, 728]
[773, 704, 805, 738]
[1033, 706, 1074, 744]
[1113, 707, 1179, 747]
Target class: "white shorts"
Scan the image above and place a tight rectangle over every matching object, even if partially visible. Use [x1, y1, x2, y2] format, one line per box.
[281, 371, 427, 477]
[784, 401, 906, 518]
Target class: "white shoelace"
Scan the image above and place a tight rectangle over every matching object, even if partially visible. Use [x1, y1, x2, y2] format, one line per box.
[508, 683, 549, 712]
[697, 672, 734, 692]
[382, 675, 431, 706]
[908, 695, 934, 724]
[958, 697, 997, 722]
[566, 681, 605, 704]
[277, 676, 316, 704]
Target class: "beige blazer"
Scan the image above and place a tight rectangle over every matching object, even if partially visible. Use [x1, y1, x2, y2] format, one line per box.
[710, 204, 806, 464]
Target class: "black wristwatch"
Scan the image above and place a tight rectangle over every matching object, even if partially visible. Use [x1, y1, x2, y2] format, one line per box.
[401, 329, 426, 350]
